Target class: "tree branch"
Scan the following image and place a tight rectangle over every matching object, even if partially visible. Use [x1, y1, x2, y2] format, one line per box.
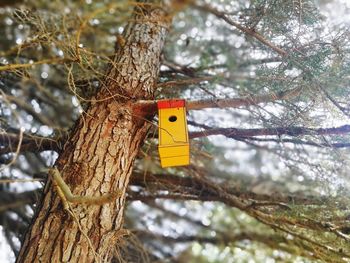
[134, 229, 285, 246]
[0, 131, 64, 155]
[194, 4, 288, 57]
[240, 136, 350, 148]
[0, 57, 74, 72]
[0, 0, 24, 7]
[3, 123, 347, 156]
[129, 172, 327, 206]
[157, 76, 216, 88]
[135, 87, 301, 113]
[134, 230, 318, 263]
[0, 190, 39, 212]
[189, 124, 350, 139]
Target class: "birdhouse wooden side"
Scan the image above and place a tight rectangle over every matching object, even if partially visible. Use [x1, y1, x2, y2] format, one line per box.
[157, 99, 190, 168]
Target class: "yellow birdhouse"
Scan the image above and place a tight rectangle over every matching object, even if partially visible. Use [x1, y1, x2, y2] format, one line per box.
[157, 99, 190, 168]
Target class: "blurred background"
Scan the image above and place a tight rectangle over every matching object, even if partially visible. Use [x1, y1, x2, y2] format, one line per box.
[1, 0, 350, 262]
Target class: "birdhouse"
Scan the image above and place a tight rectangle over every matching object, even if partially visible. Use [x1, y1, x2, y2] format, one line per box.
[157, 99, 190, 168]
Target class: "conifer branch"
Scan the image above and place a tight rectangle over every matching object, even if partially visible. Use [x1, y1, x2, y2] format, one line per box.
[194, 4, 288, 56]
[2, 123, 349, 155]
[129, 172, 326, 206]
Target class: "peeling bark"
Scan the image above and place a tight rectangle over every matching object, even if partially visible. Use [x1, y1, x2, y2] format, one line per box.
[17, 5, 169, 263]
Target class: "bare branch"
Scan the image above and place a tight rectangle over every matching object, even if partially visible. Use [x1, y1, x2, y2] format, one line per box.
[318, 84, 350, 117]
[135, 229, 284, 245]
[0, 0, 24, 7]
[0, 190, 39, 212]
[0, 131, 64, 155]
[186, 87, 300, 110]
[240, 136, 350, 148]
[189, 124, 350, 139]
[0, 57, 74, 72]
[135, 87, 301, 113]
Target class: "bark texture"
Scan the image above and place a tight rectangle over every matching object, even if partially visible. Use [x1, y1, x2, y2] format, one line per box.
[17, 5, 169, 263]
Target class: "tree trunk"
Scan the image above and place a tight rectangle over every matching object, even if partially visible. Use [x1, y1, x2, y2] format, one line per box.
[17, 5, 169, 263]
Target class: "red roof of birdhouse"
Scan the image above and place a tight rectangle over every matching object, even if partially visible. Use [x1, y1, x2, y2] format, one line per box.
[157, 99, 185, 109]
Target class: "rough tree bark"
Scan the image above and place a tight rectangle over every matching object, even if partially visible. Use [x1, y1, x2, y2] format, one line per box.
[17, 4, 169, 263]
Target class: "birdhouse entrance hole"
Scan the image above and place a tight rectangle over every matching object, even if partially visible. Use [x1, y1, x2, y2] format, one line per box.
[168, 116, 177, 122]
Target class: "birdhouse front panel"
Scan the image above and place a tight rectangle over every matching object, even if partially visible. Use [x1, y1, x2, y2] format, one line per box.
[157, 99, 190, 168]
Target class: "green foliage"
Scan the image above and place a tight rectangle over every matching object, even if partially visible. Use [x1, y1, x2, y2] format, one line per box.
[1, 0, 350, 262]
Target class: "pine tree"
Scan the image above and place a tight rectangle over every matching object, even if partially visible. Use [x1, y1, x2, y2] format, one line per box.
[1, 0, 350, 262]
